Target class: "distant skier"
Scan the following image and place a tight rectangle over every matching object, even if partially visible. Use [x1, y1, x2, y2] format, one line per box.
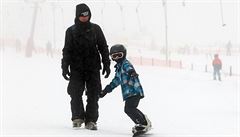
[212, 54, 222, 81]
[99, 44, 152, 136]
[46, 41, 53, 58]
[226, 40, 232, 56]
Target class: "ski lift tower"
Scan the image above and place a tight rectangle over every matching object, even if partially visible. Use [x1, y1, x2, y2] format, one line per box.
[116, 0, 125, 30]
[136, 0, 142, 32]
[162, 0, 169, 63]
[24, 0, 45, 57]
[51, 0, 64, 49]
[219, 0, 226, 27]
[100, 0, 106, 29]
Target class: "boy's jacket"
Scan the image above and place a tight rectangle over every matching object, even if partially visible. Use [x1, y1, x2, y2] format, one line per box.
[107, 59, 144, 101]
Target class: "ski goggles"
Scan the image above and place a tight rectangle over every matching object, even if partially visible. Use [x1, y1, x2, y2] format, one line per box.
[111, 52, 124, 60]
[80, 11, 89, 17]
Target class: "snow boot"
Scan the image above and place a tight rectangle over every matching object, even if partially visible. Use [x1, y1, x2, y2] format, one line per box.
[132, 124, 149, 137]
[85, 122, 97, 130]
[144, 115, 152, 129]
[72, 119, 84, 128]
[132, 115, 152, 134]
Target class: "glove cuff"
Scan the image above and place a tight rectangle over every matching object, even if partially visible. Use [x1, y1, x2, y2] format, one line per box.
[103, 61, 110, 68]
[104, 85, 112, 93]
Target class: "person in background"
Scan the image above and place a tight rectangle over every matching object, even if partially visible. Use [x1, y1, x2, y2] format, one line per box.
[226, 40, 232, 56]
[46, 41, 53, 58]
[212, 54, 222, 81]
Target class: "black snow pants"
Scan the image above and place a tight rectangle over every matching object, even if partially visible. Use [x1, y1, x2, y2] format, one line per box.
[124, 96, 147, 125]
[67, 70, 101, 123]
[213, 68, 221, 81]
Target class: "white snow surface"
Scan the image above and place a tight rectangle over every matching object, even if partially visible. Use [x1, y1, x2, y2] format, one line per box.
[1, 50, 240, 137]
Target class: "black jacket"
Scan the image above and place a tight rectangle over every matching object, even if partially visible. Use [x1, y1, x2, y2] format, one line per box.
[62, 22, 110, 72]
[62, 3, 110, 73]
[62, 23, 110, 71]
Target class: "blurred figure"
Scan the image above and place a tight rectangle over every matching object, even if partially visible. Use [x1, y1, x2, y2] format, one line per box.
[15, 39, 22, 53]
[25, 37, 35, 57]
[226, 40, 232, 56]
[212, 54, 222, 81]
[46, 41, 53, 58]
[193, 46, 199, 55]
[184, 44, 190, 55]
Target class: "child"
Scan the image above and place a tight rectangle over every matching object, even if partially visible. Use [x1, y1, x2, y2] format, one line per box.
[212, 54, 222, 81]
[99, 44, 152, 134]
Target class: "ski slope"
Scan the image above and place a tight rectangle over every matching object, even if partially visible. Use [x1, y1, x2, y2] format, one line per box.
[1, 49, 240, 137]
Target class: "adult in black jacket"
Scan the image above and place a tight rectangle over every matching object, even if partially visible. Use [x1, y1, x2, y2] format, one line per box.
[61, 3, 111, 130]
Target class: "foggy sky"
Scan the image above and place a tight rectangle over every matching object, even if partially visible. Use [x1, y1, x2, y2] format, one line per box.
[1, 0, 240, 49]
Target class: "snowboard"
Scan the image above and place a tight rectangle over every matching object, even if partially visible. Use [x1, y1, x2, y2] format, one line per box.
[132, 126, 152, 137]
[132, 130, 147, 137]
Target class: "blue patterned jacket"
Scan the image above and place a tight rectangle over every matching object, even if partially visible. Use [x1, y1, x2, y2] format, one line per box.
[106, 59, 144, 101]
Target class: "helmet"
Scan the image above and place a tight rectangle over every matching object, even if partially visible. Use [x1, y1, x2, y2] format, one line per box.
[110, 44, 127, 61]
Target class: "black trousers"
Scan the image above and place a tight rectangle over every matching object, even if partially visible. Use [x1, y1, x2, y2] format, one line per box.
[213, 68, 221, 80]
[67, 70, 101, 123]
[124, 96, 147, 125]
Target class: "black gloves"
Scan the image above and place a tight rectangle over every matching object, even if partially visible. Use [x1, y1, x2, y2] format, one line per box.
[99, 90, 107, 98]
[61, 60, 70, 81]
[102, 62, 111, 78]
[62, 68, 70, 81]
[99, 85, 111, 98]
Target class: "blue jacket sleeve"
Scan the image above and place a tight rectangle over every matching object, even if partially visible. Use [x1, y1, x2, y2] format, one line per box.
[123, 62, 138, 77]
[107, 75, 121, 93]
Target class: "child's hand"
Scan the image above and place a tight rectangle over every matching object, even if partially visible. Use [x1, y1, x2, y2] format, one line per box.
[99, 85, 112, 98]
[99, 90, 107, 98]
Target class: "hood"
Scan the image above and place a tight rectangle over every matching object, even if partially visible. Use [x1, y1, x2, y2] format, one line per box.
[74, 3, 92, 30]
[75, 3, 91, 22]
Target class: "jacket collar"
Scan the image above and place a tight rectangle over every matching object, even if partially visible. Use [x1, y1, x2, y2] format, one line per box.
[114, 59, 127, 70]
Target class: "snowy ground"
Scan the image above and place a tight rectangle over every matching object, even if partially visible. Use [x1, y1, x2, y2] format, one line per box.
[1, 49, 240, 137]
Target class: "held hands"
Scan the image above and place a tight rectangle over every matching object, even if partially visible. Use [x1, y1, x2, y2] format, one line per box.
[99, 90, 107, 98]
[99, 85, 111, 98]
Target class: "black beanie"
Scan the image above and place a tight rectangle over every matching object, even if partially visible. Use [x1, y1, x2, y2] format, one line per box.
[76, 3, 91, 19]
